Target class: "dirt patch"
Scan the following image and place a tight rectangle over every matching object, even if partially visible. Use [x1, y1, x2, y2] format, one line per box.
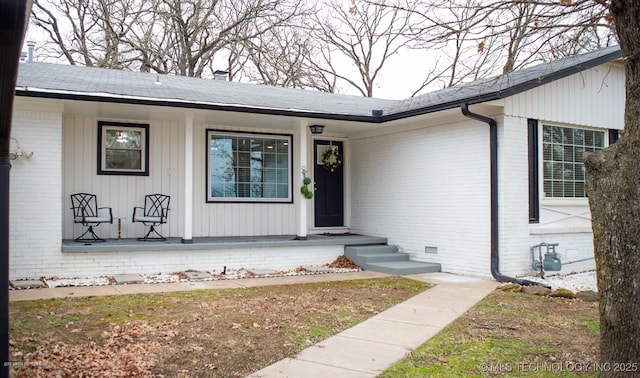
[10, 277, 428, 377]
[468, 291, 599, 357]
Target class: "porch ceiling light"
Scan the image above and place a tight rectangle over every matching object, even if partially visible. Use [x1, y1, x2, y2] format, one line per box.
[309, 124, 325, 135]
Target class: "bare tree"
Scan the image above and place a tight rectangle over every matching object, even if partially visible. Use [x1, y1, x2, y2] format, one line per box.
[482, 0, 615, 68]
[311, 0, 418, 97]
[30, 0, 304, 78]
[30, 0, 130, 67]
[374, 0, 615, 95]
[406, 0, 501, 94]
[240, 26, 324, 88]
[216, 3, 337, 91]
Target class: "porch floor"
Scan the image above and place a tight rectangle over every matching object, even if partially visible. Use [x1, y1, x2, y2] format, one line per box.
[62, 233, 388, 253]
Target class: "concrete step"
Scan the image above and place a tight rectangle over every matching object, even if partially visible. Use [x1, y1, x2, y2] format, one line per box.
[352, 252, 410, 264]
[345, 245, 398, 266]
[345, 245, 398, 255]
[344, 244, 441, 275]
[366, 260, 442, 275]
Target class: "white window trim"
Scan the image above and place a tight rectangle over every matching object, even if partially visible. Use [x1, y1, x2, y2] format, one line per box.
[539, 123, 608, 201]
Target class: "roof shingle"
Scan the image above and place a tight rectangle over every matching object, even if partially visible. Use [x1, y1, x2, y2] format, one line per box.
[16, 45, 621, 122]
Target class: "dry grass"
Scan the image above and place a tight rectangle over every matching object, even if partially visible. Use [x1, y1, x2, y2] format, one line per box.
[10, 277, 430, 377]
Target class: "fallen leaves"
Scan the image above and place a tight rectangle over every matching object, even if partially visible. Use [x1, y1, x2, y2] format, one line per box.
[10, 277, 428, 377]
[12, 321, 159, 377]
[326, 255, 361, 270]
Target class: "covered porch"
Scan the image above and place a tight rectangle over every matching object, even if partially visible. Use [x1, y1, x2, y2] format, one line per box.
[48, 234, 390, 279]
[60, 234, 441, 277]
[61, 233, 387, 253]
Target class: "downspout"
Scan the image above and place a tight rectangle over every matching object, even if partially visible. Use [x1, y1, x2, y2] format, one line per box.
[460, 104, 549, 288]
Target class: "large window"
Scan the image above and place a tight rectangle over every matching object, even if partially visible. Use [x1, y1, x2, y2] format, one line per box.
[207, 130, 292, 203]
[98, 121, 149, 176]
[542, 125, 604, 198]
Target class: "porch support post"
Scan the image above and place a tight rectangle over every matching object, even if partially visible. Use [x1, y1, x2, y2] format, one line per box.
[182, 112, 194, 243]
[296, 120, 309, 239]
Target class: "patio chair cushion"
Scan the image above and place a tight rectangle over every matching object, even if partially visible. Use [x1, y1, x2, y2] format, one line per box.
[83, 216, 112, 223]
[134, 216, 162, 223]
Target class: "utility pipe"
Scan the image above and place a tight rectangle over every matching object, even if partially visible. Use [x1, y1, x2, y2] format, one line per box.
[460, 103, 549, 288]
[1, 1, 33, 375]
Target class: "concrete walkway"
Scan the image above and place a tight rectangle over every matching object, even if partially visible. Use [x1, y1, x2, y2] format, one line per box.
[9, 271, 390, 302]
[248, 273, 497, 378]
[9, 271, 497, 377]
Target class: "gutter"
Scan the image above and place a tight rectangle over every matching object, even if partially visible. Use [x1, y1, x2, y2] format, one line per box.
[14, 89, 381, 124]
[460, 103, 550, 288]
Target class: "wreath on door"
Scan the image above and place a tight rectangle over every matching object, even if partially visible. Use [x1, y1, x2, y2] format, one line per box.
[322, 147, 342, 173]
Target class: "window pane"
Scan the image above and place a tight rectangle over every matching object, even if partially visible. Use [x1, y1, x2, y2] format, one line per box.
[542, 125, 604, 198]
[551, 127, 562, 143]
[543, 180, 553, 197]
[576, 165, 585, 181]
[585, 130, 594, 146]
[208, 131, 292, 202]
[574, 129, 584, 145]
[575, 146, 585, 163]
[105, 149, 142, 170]
[595, 132, 604, 147]
[564, 128, 574, 144]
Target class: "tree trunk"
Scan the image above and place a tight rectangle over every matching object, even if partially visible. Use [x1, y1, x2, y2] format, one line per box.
[584, 1, 640, 375]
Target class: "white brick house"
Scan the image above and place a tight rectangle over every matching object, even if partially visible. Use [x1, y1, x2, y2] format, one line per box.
[9, 46, 624, 281]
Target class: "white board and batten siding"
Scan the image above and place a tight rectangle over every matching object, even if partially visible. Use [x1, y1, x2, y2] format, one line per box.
[62, 116, 186, 240]
[191, 123, 298, 237]
[504, 63, 625, 129]
[63, 117, 300, 240]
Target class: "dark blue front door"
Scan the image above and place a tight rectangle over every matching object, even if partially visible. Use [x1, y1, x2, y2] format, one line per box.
[314, 140, 344, 227]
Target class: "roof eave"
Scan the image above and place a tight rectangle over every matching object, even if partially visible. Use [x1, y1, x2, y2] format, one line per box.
[15, 47, 621, 125]
[14, 89, 383, 124]
[379, 47, 623, 122]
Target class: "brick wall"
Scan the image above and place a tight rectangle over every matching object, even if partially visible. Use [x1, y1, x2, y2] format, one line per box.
[496, 115, 533, 275]
[350, 119, 493, 277]
[10, 106, 63, 279]
[13, 246, 344, 279]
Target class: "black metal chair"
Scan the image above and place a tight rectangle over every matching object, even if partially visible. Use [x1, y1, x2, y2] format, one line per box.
[132, 194, 170, 241]
[70, 193, 113, 242]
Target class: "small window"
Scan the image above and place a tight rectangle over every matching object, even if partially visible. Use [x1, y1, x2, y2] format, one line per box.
[98, 121, 149, 176]
[542, 125, 604, 198]
[207, 130, 292, 203]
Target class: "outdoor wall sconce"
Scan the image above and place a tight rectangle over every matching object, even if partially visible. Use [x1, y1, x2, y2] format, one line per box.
[309, 124, 325, 134]
[9, 137, 33, 160]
